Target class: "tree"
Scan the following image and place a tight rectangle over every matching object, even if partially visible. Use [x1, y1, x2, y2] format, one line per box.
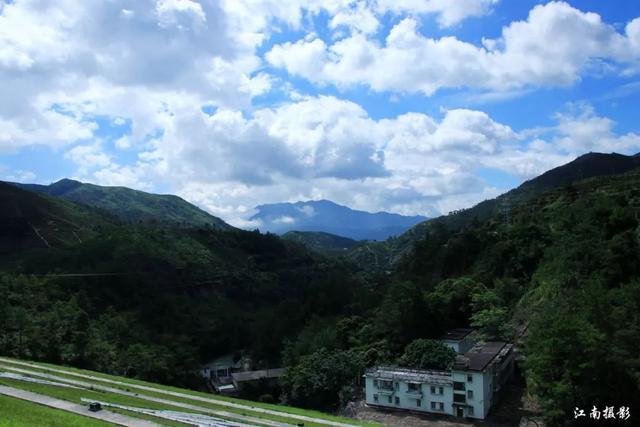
[282, 348, 364, 410]
[397, 339, 456, 371]
[470, 288, 512, 341]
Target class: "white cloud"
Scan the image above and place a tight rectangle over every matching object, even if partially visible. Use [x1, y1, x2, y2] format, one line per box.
[268, 2, 640, 95]
[65, 143, 112, 175]
[2, 168, 36, 183]
[135, 96, 640, 225]
[375, 0, 499, 28]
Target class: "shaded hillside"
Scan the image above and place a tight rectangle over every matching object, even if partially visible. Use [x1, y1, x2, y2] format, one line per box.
[0, 181, 115, 256]
[0, 183, 374, 397]
[347, 152, 640, 268]
[14, 179, 232, 230]
[251, 199, 427, 240]
[282, 230, 360, 254]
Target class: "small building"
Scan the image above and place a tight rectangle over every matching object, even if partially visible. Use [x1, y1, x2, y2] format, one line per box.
[440, 328, 475, 354]
[201, 355, 285, 395]
[201, 354, 245, 394]
[364, 341, 515, 420]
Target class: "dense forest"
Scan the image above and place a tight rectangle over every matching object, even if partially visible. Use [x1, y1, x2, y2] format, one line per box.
[2, 153, 640, 426]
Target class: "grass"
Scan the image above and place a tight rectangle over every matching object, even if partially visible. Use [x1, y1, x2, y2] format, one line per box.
[0, 394, 113, 427]
[108, 408, 189, 427]
[0, 357, 379, 426]
[0, 375, 309, 427]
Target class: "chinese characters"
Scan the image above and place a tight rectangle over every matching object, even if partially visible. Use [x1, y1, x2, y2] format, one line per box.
[574, 406, 631, 421]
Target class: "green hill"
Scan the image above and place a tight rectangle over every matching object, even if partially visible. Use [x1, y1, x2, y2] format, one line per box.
[346, 152, 640, 269]
[282, 231, 360, 253]
[0, 181, 115, 256]
[0, 183, 372, 415]
[13, 179, 232, 230]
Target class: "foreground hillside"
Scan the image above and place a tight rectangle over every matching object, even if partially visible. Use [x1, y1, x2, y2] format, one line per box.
[0, 183, 373, 405]
[3, 154, 640, 426]
[0, 356, 372, 426]
[13, 179, 232, 230]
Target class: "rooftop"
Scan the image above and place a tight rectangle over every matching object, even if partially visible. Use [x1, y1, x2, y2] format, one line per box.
[453, 342, 513, 372]
[440, 328, 474, 342]
[365, 366, 452, 386]
[232, 368, 285, 383]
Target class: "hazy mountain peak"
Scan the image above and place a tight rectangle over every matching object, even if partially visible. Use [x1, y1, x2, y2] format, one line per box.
[251, 200, 427, 240]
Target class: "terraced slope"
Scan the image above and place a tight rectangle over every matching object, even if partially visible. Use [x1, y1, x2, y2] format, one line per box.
[0, 357, 378, 427]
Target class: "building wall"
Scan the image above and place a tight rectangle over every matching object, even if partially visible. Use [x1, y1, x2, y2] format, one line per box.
[364, 376, 455, 416]
[442, 336, 475, 354]
[451, 370, 490, 419]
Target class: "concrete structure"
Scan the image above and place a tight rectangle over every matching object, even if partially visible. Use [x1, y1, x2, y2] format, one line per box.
[440, 328, 475, 354]
[364, 341, 515, 420]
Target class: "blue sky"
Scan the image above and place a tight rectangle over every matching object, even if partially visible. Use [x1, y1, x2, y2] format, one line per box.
[1, 0, 640, 226]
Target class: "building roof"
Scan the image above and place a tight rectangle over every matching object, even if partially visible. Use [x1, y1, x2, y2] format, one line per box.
[365, 367, 452, 386]
[453, 341, 513, 372]
[202, 354, 243, 370]
[440, 328, 473, 342]
[231, 368, 285, 383]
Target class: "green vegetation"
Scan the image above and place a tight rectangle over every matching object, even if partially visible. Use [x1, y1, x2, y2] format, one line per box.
[0, 394, 112, 427]
[282, 231, 360, 253]
[0, 376, 317, 427]
[14, 179, 232, 230]
[0, 360, 372, 426]
[397, 339, 456, 370]
[3, 153, 640, 426]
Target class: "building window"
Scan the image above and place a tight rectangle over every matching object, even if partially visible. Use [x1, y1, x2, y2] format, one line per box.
[388, 396, 392, 404]
[380, 380, 393, 390]
[453, 393, 466, 403]
[467, 374, 473, 382]
[395, 382, 399, 391]
[430, 402, 444, 411]
[453, 381, 465, 391]
[430, 386, 443, 395]
[430, 386, 435, 394]
[407, 383, 420, 392]
[467, 390, 473, 399]
[416, 399, 421, 407]
[373, 394, 378, 403]
[439, 387, 444, 395]
[373, 379, 379, 388]
[468, 406, 474, 416]
[430, 402, 436, 410]
[395, 396, 400, 405]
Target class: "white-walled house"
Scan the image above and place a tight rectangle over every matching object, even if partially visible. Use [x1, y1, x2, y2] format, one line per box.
[440, 328, 475, 354]
[364, 341, 515, 419]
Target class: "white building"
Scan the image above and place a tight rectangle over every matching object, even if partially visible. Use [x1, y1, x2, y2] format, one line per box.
[364, 341, 515, 419]
[440, 328, 475, 354]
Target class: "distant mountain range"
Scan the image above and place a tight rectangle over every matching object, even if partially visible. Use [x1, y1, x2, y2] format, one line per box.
[250, 200, 428, 241]
[11, 179, 233, 230]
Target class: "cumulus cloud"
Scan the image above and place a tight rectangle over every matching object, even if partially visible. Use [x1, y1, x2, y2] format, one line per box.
[2, 0, 640, 226]
[375, 0, 499, 28]
[102, 95, 636, 225]
[267, 2, 640, 95]
[0, 0, 271, 154]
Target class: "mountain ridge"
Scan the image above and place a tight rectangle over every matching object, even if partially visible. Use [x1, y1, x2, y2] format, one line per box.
[345, 151, 640, 268]
[11, 178, 233, 230]
[251, 199, 427, 241]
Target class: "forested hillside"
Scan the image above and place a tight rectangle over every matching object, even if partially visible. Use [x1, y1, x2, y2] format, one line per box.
[3, 156, 640, 425]
[279, 163, 640, 424]
[346, 152, 640, 269]
[13, 179, 232, 230]
[0, 183, 373, 392]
